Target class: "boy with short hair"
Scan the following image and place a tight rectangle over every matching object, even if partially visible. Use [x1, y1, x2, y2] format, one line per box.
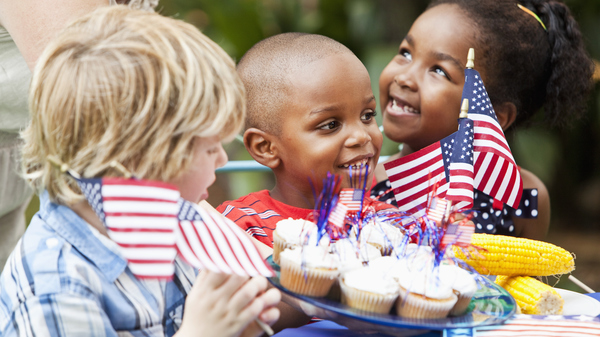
[0, 6, 279, 337]
[217, 33, 392, 250]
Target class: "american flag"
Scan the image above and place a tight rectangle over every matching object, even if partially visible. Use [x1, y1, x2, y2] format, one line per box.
[339, 188, 364, 211]
[328, 202, 348, 228]
[426, 197, 448, 224]
[383, 133, 455, 218]
[440, 218, 475, 246]
[384, 68, 522, 216]
[465, 68, 522, 209]
[177, 199, 274, 277]
[445, 116, 475, 211]
[77, 177, 180, 279]
[76, 177, 274, 278]
[469, 314, 600, 336]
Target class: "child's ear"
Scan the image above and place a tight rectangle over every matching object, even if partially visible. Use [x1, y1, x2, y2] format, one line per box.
[243, 128, 281, 169]
[495, 102, 517, 131]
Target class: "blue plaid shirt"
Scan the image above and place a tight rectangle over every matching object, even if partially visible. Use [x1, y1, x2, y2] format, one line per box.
[0, 191, 197, 336]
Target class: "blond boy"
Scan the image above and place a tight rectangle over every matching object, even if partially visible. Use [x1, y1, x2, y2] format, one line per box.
[0, 7, 279, 337]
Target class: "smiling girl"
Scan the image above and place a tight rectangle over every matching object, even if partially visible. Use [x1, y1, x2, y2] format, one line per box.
[372, 0, 594, 240]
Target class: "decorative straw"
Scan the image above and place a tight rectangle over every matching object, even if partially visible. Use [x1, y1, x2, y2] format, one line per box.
[568, 275, 595, 293]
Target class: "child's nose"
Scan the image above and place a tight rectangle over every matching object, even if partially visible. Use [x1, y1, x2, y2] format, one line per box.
[394, 70, 417, 91]
[345, 125, 371, 148]
[216, 144, 228, 169]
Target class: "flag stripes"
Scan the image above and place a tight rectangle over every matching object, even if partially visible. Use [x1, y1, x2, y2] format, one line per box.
[474, 315, 600, 336]
[76, 176, 274, 279]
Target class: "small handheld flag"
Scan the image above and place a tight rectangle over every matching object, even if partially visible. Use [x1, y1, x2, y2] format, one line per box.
[384, 48, 522, 216]
[464, 49, 523, 209]
[445, 99, 475, 211]
[339, 188, 364, 212]
[72, 172, 274, 278]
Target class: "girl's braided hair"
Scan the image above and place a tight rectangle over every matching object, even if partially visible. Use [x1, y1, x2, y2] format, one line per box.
[430, 0, 594, 128]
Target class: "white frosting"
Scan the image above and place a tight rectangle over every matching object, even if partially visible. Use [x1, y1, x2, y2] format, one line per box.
[396, 266, 454, 299]
[275, 218, 328, 246]
[400, 244, 436, 270]
[438, 265, 477, 294]
[331, 239, 382, 273]
[342, 266, 399, 295]
[357, 221, 404, 249]
[366, 256, 409, 281]
[280, 245, 338, 269]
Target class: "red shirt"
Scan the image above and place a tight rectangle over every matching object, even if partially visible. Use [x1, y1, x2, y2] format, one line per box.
[217, 190, 395, 248]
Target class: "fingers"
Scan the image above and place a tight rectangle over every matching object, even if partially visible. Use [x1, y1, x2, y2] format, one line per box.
[233, 280, 281, 329]
[258, 288, 281, 324]
[229, 276, 268, 313]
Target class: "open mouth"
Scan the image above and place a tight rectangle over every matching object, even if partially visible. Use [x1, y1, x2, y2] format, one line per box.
[389, 98, 420, 115]
[338, 158, 370, 169]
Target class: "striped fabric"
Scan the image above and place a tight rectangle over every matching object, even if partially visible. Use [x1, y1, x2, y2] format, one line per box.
[76, 177, 273, 278]
[339, 188, 364, 211]
[177, 200, 273, 277]
[217, 190, 394, 248]
[446, 314, 600, 336]
[217, 190, 314, 248]
[78, 177, 180, 279]
[328, 202, 348, 228]
[0, 191, 196, 337]
[464, 68, 522, 209]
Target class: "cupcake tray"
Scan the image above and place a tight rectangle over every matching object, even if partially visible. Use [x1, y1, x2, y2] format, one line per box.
[266, 256, 516, 335]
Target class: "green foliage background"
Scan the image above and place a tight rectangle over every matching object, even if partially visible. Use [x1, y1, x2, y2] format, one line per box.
[25, 0, 600, 233]
[156, 0, 600, 232]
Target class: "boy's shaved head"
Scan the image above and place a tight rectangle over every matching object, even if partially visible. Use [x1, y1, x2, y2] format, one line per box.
[237, 33, 353, 135]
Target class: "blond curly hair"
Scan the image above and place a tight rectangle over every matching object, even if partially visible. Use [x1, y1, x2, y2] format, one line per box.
[22, 6, 245, 205]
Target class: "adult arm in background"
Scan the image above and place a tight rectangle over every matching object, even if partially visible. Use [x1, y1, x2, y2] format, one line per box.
[0, 0, 107, 71]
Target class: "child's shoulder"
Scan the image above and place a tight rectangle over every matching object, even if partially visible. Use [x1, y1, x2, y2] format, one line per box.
[216, 190, 271, 212]
[4, 215, 111, 295]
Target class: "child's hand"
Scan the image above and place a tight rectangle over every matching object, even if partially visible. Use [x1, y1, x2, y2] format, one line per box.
[176, 269, 280, 337]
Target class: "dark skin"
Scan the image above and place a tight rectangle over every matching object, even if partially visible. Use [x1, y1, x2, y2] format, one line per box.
[243, 51, 383, 332]
[375, 4, 550, 240]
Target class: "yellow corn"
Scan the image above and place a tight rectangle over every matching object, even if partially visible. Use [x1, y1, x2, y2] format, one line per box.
[495, 275, 563, 315]
[452, 234, 574, 276]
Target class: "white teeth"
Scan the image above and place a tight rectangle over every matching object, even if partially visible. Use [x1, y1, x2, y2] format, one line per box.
[391, 99, 419, 114]
[341, 158, 369, 169]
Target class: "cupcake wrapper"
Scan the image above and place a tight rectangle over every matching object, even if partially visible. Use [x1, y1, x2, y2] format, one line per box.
[449, 289, 475, 316]
[396, 287, 458, 319]
[279, 255, 338, 297]
[273, 231, 297, 265]
[340, 280, 398, 314]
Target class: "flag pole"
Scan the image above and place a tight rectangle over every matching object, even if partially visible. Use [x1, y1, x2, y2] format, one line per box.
[460, 99, 469, 119]
[466, 48, 474, 69]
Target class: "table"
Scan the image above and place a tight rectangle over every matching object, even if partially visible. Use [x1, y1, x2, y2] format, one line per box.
[273, 293, 600, 337]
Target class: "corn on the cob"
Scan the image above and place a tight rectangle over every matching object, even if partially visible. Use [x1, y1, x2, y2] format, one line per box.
[452, 234, 574, 276]
[495, 275, 563, 315]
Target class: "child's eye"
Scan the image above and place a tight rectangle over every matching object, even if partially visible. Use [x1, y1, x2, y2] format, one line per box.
[207, 147, 220, 154]
[399, 48, 412, 61]
[318, 120, 341, 131]
[433, 66, 450, 80]
[361, 110, 377, 122]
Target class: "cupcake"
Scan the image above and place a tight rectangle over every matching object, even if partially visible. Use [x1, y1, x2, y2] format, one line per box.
[330, 238, 382, 273]
[326, 239, 382, 301]
[340, 266, 399, 314]
[395, 265, 458, 319]
[272, 218, 320, 264]
[438, 264, 478, 316]
[279, 245, 339, 297]
[367, 255, 409, 282]
[356, 221, 405, 255]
